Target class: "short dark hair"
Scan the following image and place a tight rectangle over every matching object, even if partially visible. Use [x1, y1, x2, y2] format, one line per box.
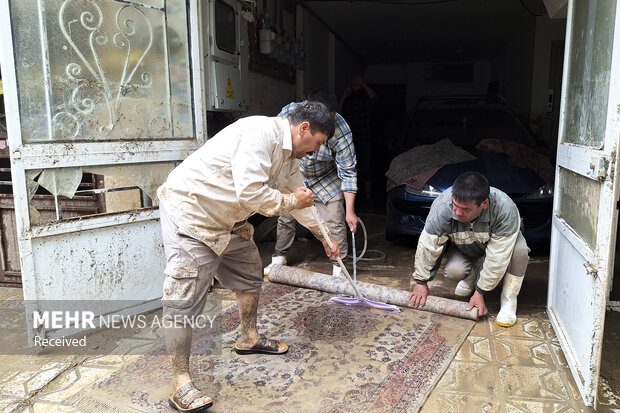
[306, 89, 338, 112]
[288, 101, 335, 139]
[452, 171, 490, 206]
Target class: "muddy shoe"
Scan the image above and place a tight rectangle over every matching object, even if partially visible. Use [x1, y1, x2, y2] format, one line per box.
[168, 381, 213, 412]
[234, 335, 289, 355]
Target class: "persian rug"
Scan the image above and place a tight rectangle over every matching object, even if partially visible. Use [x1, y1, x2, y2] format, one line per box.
[73, 283, 475, 412]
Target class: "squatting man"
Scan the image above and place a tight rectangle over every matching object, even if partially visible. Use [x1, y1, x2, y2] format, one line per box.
[156, 101, 340, 412]
[408, 171, 529, 327]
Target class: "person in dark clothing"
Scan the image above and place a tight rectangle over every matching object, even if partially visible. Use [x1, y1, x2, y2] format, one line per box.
[340, 74, 377, 200]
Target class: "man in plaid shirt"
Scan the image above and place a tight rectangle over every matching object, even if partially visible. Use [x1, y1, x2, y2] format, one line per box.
[264, 90, 359, 277]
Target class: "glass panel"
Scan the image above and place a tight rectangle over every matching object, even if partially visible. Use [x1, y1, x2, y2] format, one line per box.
[557, 167, 600, 249]
[215, 0, 236, 54]
[166, 0, 193, 138]
[563, 0, 617, 147]
[10, 0, 194, 143]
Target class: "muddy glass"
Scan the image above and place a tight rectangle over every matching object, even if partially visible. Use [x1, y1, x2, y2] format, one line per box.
[557, 168, 600, 250]
[563, 0, 617, 148]
[9, 0, 194, 142]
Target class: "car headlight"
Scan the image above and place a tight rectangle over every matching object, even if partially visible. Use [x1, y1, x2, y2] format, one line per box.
[526, 184, 554, 200]
[405, 183, 442, 198]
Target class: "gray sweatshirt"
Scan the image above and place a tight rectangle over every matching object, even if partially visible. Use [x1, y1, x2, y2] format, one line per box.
[413, 186, 522, 293]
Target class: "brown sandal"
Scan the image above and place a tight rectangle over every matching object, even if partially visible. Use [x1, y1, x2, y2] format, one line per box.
[168, 381, 213, 412]
[233, 335, 289, 355]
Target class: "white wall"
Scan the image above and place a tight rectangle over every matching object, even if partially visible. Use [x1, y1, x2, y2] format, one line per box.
[297, 8, 363, 99]
[365, 62, 491, 111]
[245, 71, 295, 116]
[407, 61, 491, 111]
[242, 6, 363, 118]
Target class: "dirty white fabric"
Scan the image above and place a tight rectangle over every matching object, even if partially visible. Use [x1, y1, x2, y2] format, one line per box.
[385, 138, 477, 190]
[158, 115, 329, 256]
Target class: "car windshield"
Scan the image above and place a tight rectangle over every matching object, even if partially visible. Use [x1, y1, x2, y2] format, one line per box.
[407, 107, 537, 147]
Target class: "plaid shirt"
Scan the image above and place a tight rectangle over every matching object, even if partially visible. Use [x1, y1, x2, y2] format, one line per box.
[279, 102, 357, 203]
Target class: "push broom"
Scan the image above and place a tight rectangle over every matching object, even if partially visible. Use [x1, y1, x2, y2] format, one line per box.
[311, 207, 400, 312]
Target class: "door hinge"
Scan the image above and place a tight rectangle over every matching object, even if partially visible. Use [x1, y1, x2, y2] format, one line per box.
[584, 261, 598, 279]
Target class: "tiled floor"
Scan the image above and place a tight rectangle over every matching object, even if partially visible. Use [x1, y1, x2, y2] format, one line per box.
[256, 212, 619, 412]
[421, 309, 586, 412]
[0, 212, 618, 412]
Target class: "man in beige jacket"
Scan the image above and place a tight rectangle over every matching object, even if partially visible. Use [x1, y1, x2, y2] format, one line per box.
[157, 101, 339, 412]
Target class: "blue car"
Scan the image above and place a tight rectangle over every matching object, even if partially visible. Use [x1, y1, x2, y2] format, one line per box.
[385, 100, 554, 248]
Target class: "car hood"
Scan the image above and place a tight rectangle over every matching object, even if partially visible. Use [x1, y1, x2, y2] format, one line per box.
[426, 150, 547, 195]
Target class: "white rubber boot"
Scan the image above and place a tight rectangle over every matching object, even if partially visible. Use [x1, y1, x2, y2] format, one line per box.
[454, 270, 477, 298]
[496, 273, 524, 327]
[332, 264, 343, 277]
[263, 255, 287, 276]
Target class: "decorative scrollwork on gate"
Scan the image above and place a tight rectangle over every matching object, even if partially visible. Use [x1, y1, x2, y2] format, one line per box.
[55, 0, 155, 140]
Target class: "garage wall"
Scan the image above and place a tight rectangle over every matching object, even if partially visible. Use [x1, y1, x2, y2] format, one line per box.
[243, 6, 364, 118]
[500, 19, 537, 122]
[362, 17, 567, 123]
[530, 17, 566, 117]
[300, 8, 362, 99]
[365, 61, 491, 111]
[302, 11, 330, 95]
[246, 71, 296, 116]
[244, 6, 566, 127]
[529, 16, 567, 148]
[245, 8, 363, 116]
[334, 42, 364, 99]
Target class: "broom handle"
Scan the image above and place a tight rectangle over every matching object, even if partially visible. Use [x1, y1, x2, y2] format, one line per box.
[311, 207, 363, 298]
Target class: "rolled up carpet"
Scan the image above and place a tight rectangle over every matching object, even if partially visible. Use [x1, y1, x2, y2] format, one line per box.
[268, 265, 478, 320]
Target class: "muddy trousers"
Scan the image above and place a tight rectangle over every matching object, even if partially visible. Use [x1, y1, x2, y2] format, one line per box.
[159, 205, 263, 320]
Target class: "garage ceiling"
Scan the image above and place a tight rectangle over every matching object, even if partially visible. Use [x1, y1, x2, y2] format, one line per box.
[300, 0, 549, 65]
